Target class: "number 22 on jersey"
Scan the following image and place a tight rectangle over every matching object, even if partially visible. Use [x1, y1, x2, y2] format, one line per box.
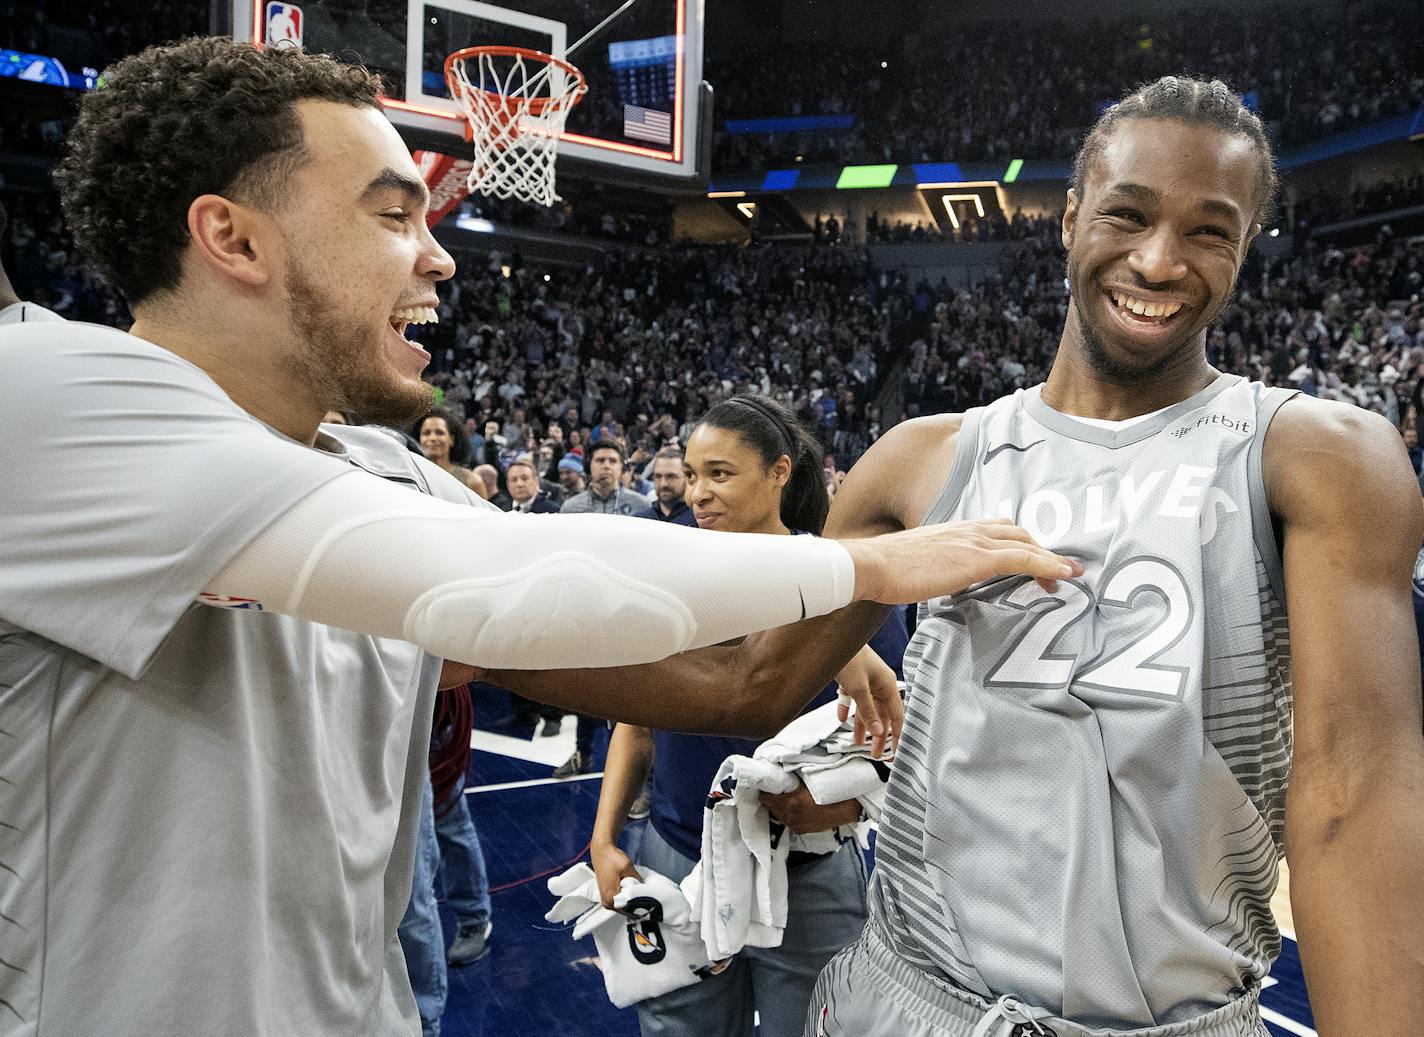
[983, 555, 1194, 701]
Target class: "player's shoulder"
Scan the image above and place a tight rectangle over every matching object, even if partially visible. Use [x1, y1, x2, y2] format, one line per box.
[1264, 393, 1417, 526]
[1265, 393, 1402, 470]
[830, 413, 967, 535]
[869, 412, 965, 460]
[0, 317, 121, 351]
[0, 321, 234, 409]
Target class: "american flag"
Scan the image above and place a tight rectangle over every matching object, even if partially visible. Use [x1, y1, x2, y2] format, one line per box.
[623, 104, 672, 145]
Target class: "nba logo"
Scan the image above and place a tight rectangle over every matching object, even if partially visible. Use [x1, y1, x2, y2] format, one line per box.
[265, 2, 303, 49]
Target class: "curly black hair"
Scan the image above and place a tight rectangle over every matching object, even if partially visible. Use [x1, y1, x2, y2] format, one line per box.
[55, 36, 382, 306]
[1071, 76, 1278, 227]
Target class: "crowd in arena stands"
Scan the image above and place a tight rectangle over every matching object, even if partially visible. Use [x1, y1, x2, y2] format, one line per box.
[6, 171, 1424, 494]
[460, 193, 673, 246]
[861, 209, 1062, 245]
[8, 0, 1421, 185]
[1, 0, 204, 71]
[0, 185, 129, 326]
[415, 241, 895, 481]
[1287, 173, 1424, 235]
[709, 3, 1424, 171]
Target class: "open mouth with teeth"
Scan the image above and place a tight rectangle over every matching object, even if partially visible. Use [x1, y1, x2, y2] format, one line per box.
[1106, 289, 1185, 328]
[390, 304, 439, 337]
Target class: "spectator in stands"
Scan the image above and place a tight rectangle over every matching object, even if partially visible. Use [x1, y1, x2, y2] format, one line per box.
[505, 454, 559, 514]
[471, 463, 500, 503]
[559, 441, 650, 516]
[557, 453, 587, 497]
[414, 409, 482, 495]
[634, 446, 696, 526]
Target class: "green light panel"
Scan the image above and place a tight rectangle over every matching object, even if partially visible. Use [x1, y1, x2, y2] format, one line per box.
[836, 165, 898, 189]
[1003, 159, 1024, 183]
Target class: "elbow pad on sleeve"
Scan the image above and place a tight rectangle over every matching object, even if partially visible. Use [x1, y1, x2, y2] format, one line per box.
[402, 551, 695, 669]
[208, 471, 853, 671]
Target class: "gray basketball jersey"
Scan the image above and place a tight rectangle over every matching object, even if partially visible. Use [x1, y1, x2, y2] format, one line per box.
[0, 320, 490, 1036]
[868, 374, 1296, 1029]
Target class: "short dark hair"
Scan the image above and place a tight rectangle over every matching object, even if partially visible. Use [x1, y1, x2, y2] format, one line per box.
[1071, 76, 1278, 226]
[695, 394, 828, 535]
[55, 36, 382, 305]
[588, 440, 625, 465]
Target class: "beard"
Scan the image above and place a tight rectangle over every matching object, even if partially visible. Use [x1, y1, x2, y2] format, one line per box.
[1065, 255, 1214, 387]
[281, 257, 433, 427]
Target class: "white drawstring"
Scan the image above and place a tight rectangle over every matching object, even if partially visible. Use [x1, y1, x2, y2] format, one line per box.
[969, 993, 1054, 1037]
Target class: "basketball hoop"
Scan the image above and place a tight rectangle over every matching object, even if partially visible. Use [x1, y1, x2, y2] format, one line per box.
[445, 45, 587, 208]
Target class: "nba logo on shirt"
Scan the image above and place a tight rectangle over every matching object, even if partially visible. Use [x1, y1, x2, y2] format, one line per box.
[265, 2, 303, 49]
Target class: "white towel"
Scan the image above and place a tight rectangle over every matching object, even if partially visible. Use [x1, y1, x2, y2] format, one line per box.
[545, 863, 716, 1007]
[698, 756, 797, 960]
[694, 696, 899, 959]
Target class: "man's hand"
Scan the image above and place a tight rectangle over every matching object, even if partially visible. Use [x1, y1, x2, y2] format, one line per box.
[590, 841, 639, 910]
[760, 781, 862, 835]
[841, 518, 1082, 605]
[833, 644, 901, 758]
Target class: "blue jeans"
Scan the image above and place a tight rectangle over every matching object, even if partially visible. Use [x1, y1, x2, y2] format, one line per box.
[634, 822, 869, 1037]
[398, 774, 446, 1037]
[435, 775, 491, 930]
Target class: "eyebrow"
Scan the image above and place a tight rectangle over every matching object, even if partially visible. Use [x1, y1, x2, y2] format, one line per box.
[360, 168, 429, 208]
[1102, 182, 1244, 225]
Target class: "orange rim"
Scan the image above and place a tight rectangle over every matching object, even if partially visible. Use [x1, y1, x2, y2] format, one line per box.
[444, 45, 587, 118]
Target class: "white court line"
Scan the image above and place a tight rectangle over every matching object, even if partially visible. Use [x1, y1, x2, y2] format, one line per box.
[1259, 1006, 1316, 1037]
[466, 772, 604, 795]
[471, 715, 577, 766]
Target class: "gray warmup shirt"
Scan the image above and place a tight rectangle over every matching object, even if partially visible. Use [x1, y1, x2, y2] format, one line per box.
[869, 375, 1296, 1028]
[0, 322, 486, 1036]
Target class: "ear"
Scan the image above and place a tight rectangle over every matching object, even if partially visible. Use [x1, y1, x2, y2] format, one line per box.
[185, 194, 275, 290]
[1062, 188, 1080, 251]
[1243, 222, 1263, 257]
[771, 454, 792, 488]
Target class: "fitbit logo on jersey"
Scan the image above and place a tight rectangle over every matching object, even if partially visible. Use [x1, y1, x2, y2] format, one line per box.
[995, 464, 1240, 548]
[1170, 413, 1252, 438]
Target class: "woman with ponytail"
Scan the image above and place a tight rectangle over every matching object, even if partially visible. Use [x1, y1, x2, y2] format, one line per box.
[588, 394, 909, 1037]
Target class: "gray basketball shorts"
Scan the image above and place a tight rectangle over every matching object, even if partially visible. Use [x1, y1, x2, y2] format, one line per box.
[803, 926, 1268, 1037]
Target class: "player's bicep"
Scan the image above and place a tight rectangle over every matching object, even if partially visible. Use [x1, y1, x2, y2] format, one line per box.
[1271, 401, 1424, 783]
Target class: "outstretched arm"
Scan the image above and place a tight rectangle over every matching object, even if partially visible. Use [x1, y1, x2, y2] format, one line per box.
[486, 416, 1072, 738]
[1268, 398, 1424, 1035]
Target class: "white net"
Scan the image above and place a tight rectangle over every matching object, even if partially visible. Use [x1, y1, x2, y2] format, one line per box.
[446, 48, 587, 208]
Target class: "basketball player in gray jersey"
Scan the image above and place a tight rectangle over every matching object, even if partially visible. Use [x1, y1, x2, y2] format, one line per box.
[490, 78, 1424, 1037]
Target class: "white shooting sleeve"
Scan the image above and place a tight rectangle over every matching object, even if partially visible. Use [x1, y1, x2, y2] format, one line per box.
[204, 470, 855, 669]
